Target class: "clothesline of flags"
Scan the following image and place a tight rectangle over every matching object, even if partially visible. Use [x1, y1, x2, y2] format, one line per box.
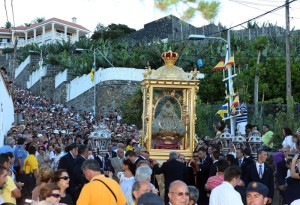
[216, 94, 240, 119]
[213, 54, 241, 119]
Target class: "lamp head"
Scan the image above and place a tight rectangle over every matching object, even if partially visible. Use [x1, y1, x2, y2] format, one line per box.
[188, 34, 206, 40]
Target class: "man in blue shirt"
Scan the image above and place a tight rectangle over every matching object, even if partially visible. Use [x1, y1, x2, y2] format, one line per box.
[13, 137, 28, 174]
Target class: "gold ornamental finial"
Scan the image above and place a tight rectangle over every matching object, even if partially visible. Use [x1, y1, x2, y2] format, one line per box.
[143, 61, 152, 78]
[161, 49, 179, 67]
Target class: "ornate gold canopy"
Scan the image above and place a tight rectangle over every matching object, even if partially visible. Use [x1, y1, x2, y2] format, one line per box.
[141, 50, 200, 160]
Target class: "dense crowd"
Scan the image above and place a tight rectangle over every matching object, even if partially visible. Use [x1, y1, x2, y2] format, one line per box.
[1, 86, 300, 205]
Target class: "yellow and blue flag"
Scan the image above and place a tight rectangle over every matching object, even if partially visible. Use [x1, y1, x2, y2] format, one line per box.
[90, 63, 95, 82]
[216, 103, 228, 119]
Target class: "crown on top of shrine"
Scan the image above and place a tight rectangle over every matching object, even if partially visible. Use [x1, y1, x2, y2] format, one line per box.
[161, 49, 179, 66]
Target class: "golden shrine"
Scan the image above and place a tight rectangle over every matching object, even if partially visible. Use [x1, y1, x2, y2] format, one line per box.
[141, 50, 200, 160]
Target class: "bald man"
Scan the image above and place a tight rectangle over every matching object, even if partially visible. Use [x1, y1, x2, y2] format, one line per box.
[168, 180, 189, 205]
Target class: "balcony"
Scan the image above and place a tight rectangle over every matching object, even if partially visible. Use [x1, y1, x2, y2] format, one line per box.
[1, 31, 75, 49]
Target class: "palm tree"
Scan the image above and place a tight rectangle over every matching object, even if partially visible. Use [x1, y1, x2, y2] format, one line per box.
[35, 17, 45, 23]
[4, 21, 12, 29]
[252, 36, 268, 118]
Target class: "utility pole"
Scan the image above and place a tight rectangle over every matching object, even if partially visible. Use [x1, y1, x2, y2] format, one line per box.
[285, 0, 292, 99]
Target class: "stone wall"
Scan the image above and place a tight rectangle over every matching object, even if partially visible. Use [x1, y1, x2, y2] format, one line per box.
[29, 65, 62, 100]
[53, 82, 69, 104]
[66, 80, 141, 117]
[14, 55, 39, 88]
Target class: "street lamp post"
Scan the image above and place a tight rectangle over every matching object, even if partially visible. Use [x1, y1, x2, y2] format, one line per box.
[188, 30, 237, 135]
[76, 48, 114, 117]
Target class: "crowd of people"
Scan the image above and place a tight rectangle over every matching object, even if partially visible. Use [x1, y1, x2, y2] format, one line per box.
[1, 85, 300, 205]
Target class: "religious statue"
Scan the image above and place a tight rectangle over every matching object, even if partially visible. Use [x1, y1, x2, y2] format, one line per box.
[152, 99, 186, 148]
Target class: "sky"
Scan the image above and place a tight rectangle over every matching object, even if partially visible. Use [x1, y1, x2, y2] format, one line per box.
[1, 0, 300, 33]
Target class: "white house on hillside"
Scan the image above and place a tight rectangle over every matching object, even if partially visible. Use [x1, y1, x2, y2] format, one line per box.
[0, 17, 90, 50]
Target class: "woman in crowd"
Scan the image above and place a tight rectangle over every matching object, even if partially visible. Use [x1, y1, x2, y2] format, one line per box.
[37, 145, 51, 168]
[39, 183, 61, 204]
[135, 165, 158, 193]
[281, 128, 294, 151]
[32, 166, 53, 202]
[51, 169, 73, 205]
[120, 159, 136, 205]
[274, 127, 294, 170]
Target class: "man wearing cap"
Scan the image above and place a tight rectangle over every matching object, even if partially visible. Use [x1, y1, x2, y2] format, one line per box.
[246, 182, 269, 205]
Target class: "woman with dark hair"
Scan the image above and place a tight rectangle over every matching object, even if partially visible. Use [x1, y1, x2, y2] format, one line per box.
[225, 154, 235, 166]
[119, 158, 136, 205]
[51, 169, 73, 205]
[281, 127, 294, 151]
[39, 183, 61, 204]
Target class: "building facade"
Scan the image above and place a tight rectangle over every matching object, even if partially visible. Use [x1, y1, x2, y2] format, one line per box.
[0, 17, 90, 51]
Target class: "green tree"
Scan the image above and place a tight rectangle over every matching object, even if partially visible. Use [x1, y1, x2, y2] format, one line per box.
[3, 21, 12, 29]
[34, 17, 45, 23]
[155, 0, 220, 21]
[120, 88, 143, 129]
[91, 24, 136, 41]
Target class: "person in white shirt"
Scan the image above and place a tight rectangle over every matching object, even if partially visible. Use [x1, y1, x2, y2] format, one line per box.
[209, 166, 243, 205]
[291, 199, 300, 205]
[281, 128, 294, 151]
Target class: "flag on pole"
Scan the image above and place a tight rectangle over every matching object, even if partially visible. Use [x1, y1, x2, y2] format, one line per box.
[230, 94, 239, 113]
[226, 55, 234, 69]
[216, 103, 228, 119]
[90, 63, 95, 82]
[212, 59, 225, 70]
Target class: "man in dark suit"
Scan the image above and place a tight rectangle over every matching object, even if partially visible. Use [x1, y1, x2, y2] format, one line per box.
[196, 147, 213, 205]
[152, 151, 186, 204]
[137, 147, 149, 162]
[244, 150, 274, 204]
[233, 148, 254, 181]
[125, 150, 139, 165]
[71, 144, 88, 202]
[105, 144, 117, 159]
[57, 143, 78, 172]
[209, 151, 220, 177]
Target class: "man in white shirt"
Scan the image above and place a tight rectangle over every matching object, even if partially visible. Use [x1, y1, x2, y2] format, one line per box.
[209, 166, 243, 205]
